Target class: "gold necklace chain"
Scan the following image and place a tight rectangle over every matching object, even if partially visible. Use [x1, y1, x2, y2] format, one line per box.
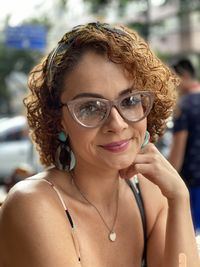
[70, 171, 119, 242]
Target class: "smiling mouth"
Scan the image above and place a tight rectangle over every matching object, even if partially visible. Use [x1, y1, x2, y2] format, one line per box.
[100, 139, 131, 153]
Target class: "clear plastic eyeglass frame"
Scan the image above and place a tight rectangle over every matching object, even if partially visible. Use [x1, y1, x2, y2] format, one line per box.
[60, 91, 154, 128]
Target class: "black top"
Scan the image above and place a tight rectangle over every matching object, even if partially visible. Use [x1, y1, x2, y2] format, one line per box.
[127, 177, 147, 267]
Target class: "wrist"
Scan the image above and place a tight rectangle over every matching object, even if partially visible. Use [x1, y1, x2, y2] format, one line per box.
[167, 188, 190, 208]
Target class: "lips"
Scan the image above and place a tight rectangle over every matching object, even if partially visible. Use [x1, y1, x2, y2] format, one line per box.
[100, 139, 131, 153]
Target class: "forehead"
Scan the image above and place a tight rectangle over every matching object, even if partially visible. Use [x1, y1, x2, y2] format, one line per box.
[61, 51, 134, 100]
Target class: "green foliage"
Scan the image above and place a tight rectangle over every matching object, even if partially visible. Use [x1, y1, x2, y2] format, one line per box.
[154, 49, 171, 64]
[128, 22, 149, 39]
[0, 44, 43, 114]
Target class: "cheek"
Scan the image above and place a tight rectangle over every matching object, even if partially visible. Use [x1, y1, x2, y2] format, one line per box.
[61, 110, 82, 136]
[68, 126, 97, 155]
[133, 119, 147, 140]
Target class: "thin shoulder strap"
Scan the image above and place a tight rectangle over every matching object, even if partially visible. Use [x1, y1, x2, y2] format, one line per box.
[127, 176, 147, 267]
[43, 179, 67, 210]
[42, 179, 74, 227]
[42, 179, 81, 262]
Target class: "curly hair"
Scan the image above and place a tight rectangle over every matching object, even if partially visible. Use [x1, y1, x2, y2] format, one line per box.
[24, 22, 179, 167]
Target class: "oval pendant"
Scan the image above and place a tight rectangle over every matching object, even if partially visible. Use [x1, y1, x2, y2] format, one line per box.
[109, 231, 116, 242]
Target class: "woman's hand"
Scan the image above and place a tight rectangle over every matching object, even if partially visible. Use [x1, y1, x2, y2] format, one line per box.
[119, 143, 189, 201]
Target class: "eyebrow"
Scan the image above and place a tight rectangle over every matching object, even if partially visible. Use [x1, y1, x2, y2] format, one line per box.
[72, 88, 133, 100]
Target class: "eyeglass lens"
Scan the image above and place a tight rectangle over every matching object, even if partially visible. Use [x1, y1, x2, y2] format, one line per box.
[75, 100, 108, 126]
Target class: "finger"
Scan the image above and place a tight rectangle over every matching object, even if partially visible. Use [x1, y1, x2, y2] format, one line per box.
[134, 163, 157, 180]
[139, 142, 159, 155]
[133, 154, 153, 164]
[119, 165, 138, 179]
[134, 162, 168, 183]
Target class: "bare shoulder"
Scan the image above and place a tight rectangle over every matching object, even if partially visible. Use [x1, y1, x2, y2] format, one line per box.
[0, 170, 79, 267]
[137, 174, 167, 236]
[1, 167, 72, 213]
[0, 170, 66, 217]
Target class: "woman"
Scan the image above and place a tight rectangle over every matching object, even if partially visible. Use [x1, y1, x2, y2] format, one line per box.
[0, 22, 199, 267]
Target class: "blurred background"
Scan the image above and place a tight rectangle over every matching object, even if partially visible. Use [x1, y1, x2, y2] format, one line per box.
[0, 0, 200, 202]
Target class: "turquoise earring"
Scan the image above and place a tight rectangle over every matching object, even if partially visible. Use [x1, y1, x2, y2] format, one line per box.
[141, 131, 150, 148]
[58, 131, 67, 142]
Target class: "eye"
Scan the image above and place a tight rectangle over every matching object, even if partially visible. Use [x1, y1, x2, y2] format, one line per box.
[79, 100, 104, 116]
[121, 95, 141, 108]
[80, 102, 97, 114]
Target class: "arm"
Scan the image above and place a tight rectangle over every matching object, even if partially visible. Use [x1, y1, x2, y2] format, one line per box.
[146, 190, 198, 267]
[168, 130, 188, 172]
[120, 143, 200, 267]
[0, 180, 80, 267]
[164, 195, 198, 267]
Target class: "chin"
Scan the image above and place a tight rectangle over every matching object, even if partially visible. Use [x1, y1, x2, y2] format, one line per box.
[97, 151, 137, 171]
[107, 158, 134, 171]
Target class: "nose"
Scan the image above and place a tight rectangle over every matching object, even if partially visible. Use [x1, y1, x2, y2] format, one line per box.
[103, 107, 128, 133]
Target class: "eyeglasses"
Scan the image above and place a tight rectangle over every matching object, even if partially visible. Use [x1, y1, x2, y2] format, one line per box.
[60, 91, 154, 128]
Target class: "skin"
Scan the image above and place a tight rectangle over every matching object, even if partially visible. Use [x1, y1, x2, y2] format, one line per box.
[0, 52, 199, 267]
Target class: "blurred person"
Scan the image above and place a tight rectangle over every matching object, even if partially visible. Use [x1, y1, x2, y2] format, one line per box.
[0, 22, 199, 267]
[173, 59, 200, 96]
[169, 58, 200, 233]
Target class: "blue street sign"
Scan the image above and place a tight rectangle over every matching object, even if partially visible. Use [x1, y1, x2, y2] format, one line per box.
[5, 25, 47, 51]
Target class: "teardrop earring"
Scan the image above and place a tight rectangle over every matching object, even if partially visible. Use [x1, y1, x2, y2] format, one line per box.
[55, 131, 76, 171]
[141, 131, 150, 149]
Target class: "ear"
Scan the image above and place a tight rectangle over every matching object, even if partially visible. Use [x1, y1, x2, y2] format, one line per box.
[61, 116, 69, 135]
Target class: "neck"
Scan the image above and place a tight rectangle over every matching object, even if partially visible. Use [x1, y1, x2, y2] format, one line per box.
[70, 164, 121, 211]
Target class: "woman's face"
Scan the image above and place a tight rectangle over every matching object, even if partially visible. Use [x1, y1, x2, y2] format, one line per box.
[61, 51, 147, 171]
